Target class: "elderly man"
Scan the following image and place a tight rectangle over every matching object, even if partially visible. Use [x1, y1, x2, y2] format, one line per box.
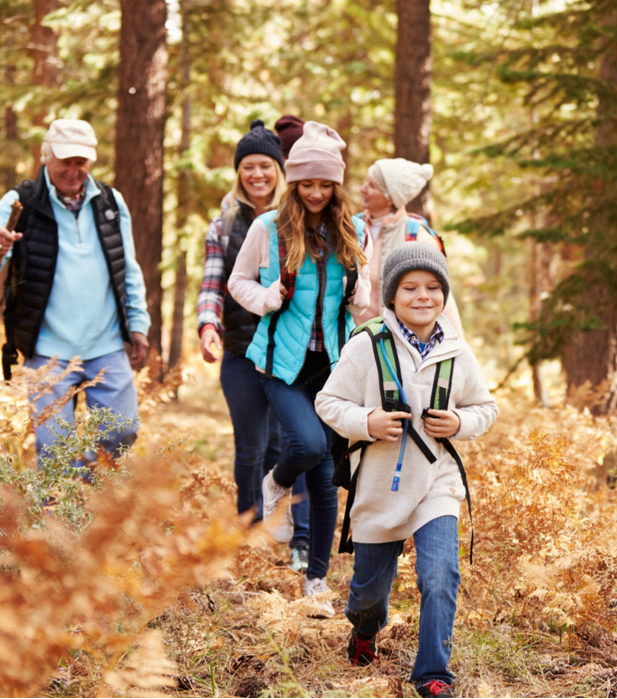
[355, 158, 464, 337]
[0, 118, 150, 467]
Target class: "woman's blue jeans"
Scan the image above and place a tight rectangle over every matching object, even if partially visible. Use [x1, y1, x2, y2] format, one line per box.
[345, 516, 460, 686]
[220, 352, 308, 543]
[260, 356, 338, 580]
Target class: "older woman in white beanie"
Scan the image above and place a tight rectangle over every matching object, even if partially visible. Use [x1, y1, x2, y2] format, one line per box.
[355, 158, 463, 337]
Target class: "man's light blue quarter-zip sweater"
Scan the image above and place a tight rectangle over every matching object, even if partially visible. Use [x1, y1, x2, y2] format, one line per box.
[0, 168, 150, 360]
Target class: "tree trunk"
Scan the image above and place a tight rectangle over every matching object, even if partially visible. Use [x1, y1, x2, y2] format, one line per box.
[563, 16, 617, 414]
[115, 0, 167, 355]
[30, 0, 58, 175]
[169, 250, 187, 371]
[529, 238, 554, 407]
[168, 5, 191, 372]
[1, 66, 19, 191]
[562, 289, 617, 413]
[528, 109, 555, 408]
[337, 111, 353, 184]
[394, 0, 432, 219]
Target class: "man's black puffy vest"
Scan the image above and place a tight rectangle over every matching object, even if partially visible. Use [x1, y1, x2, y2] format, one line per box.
[221, 203, 260, 356]
[3, 166, 131, 368]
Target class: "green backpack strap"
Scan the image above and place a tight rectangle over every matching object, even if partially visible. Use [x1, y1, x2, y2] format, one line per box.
[352, 317, 410, 414]
[354, 318, 435, 462]
[427, 357, 474, 564]
[430, 357, 455, 411]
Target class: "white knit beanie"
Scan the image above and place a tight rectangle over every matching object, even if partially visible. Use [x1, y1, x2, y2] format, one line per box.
[373, 158, 434, 209]
[285, 121, 346, 184]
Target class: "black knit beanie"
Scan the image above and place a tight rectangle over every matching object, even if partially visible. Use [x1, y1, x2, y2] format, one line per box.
[382, 241, 450, 309]
[234, 119, 284, 172]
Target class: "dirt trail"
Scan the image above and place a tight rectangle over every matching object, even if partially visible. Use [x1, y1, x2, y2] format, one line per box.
[147, 356, 616, 698]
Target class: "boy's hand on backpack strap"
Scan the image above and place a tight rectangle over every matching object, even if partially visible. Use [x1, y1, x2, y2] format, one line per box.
[367, 407, 411, 442]
[423, 409, 460, 439]
[279, 282, 288, 301]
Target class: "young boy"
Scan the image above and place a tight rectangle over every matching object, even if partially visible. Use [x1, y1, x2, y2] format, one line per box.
[315, 242, 498, 698]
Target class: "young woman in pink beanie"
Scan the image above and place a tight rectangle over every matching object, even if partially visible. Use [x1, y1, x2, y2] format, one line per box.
[228, 121, 372, 616]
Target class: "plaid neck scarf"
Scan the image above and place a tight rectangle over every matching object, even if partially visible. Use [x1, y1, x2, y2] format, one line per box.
[397, 318, 444, 359]
[57, 186, 86, 216]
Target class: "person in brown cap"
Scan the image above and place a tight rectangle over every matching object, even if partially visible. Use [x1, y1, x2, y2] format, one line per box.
[0, 118, 150, 477]
[274, 115, 305, 159]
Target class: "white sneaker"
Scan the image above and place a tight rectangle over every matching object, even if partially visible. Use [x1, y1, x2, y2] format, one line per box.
[262, 470, 293, 543]
[304, 576, 335, 619]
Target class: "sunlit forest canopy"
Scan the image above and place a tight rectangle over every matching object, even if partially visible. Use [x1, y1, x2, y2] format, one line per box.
[2, 0, 617, 407]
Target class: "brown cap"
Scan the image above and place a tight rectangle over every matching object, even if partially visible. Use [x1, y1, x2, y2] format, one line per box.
[274, 115, 305, 153]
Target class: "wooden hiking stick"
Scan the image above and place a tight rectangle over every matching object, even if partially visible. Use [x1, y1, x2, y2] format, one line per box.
[5, 200, 23, 232]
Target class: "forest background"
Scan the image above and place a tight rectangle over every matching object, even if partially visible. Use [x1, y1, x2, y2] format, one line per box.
[2, 0, 617, 698]
[6, 0, 616, 402]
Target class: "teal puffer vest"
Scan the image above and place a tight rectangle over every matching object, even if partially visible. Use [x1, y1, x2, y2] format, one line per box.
[246, 210, 365, 385]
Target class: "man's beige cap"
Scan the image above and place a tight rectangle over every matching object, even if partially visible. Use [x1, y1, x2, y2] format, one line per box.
[44, 119, 97, 161]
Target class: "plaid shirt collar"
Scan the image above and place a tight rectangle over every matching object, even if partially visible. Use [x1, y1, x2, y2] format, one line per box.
[396, 319, 444, 359]
[57, 186, 86, 215]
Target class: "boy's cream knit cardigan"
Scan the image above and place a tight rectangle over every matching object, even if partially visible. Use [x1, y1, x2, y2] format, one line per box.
[315, 308, 498, 544]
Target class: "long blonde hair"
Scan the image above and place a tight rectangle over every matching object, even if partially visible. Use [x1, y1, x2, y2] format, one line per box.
[230, 158, 286, 210]
[275, 182, 367, 272]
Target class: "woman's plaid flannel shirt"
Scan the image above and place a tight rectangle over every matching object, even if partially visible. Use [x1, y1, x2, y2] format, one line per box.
[197, 216, 226, 336]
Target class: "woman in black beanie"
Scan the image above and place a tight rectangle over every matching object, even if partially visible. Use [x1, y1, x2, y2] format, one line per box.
[197, 124, 284, 506]
[233, 119, 285, 172]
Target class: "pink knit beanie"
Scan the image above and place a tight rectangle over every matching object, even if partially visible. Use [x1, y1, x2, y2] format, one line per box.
[285, 121, 346, 184]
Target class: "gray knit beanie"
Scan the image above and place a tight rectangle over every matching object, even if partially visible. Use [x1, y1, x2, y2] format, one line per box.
[382, 241, 450, 309]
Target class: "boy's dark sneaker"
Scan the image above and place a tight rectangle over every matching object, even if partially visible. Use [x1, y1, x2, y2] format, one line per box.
[416, 680, 455, 697]
[347, 628, 378, 666]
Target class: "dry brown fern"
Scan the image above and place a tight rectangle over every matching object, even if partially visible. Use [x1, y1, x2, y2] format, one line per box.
[99, 629, 177, 698]
[434, 387, 617, 639]
[0, 453, 246, 697]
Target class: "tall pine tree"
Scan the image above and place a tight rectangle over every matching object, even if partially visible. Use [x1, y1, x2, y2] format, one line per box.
[395, 0, 432, 218]
[456, 0, 617, 413]
[115, 0, 168, 355]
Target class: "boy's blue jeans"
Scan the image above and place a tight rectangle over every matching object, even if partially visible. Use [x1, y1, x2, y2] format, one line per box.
[346, 515, 460, 686]
[260, 356, 338, 581]
[25, 350, 139, 466]
[220, 351, 309, 545]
